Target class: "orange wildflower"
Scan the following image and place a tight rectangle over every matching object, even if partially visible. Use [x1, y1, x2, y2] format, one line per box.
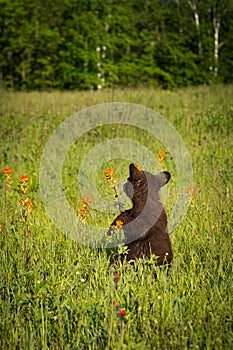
[104, 167, 121, 210]
[83, 196, 93, 205]
[194, 231, 199, 237]
[26, 199, 33, 208]
[116, 219, 123, 228]
[79, 196, 92, 222]
[158, 151, 166, 168]
[79, 208, 88, 215]
[19, 197, 33, 208]
[158, 150, 166, 159]
[2, 167, 14, 194]
[18, 174, 30, 183]
[2, 167, 13, 175]
[18, 175, 30, 194]
[135, 163, 142, 170]
[104, 168, 117, 184]
[104, 168, 115, 178]
[18, 197, 34, 216]
[187, 187, 195, 198]
[187, 187, 194, 192]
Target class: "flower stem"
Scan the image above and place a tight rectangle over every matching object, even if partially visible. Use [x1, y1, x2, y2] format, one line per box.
[113, 185, 121, 211]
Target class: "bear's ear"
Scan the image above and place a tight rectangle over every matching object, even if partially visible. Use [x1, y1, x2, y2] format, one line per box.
[155, 171, 170, 187]
[129, 163, 142, 179]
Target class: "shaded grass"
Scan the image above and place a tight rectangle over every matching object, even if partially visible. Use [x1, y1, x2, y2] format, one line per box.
[0, 85, 232, 349]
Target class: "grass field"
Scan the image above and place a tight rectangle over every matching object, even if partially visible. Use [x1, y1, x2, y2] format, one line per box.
[0, 85, 232, 349]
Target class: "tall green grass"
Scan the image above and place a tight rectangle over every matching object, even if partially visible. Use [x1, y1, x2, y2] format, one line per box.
[0, 85, 232, 349]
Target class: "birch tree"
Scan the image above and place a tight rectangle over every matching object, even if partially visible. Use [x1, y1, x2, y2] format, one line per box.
[188, 1, 202, 56]
[211, 0, 227, 78]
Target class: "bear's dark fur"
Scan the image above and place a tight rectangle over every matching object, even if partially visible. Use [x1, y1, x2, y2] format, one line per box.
[108, 164, 173, 266]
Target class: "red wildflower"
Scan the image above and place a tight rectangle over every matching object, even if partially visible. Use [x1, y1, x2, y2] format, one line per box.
[120, 310, 126, 317]
[18, 175, 30, 183]
[2, 167, 13, 175]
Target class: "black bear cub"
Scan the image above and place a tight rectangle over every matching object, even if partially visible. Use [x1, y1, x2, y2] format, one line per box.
[108, 164, 173, 266]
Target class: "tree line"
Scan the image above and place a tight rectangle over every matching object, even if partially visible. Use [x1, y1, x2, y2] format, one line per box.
[0, 0, 232, 90]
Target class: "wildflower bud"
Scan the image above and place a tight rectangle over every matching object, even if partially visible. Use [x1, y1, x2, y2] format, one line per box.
[114, 272, 120, 283]
[120, 309, 126, 321]
[120, 310, 126, 317]
[114, 301, 121, 312]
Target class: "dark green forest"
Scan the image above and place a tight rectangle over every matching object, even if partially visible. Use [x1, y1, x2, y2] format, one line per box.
[0, 0, 233, 90]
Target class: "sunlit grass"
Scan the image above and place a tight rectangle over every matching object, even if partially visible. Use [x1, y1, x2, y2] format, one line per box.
[0, 85, 232, 349]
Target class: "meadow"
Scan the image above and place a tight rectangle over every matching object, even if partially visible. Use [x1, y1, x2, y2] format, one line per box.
[0, 85, 232, 349]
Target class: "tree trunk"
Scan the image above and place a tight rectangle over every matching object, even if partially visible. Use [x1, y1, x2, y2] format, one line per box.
[213, 13, 220, 78]
[188, 1, 203, 56]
